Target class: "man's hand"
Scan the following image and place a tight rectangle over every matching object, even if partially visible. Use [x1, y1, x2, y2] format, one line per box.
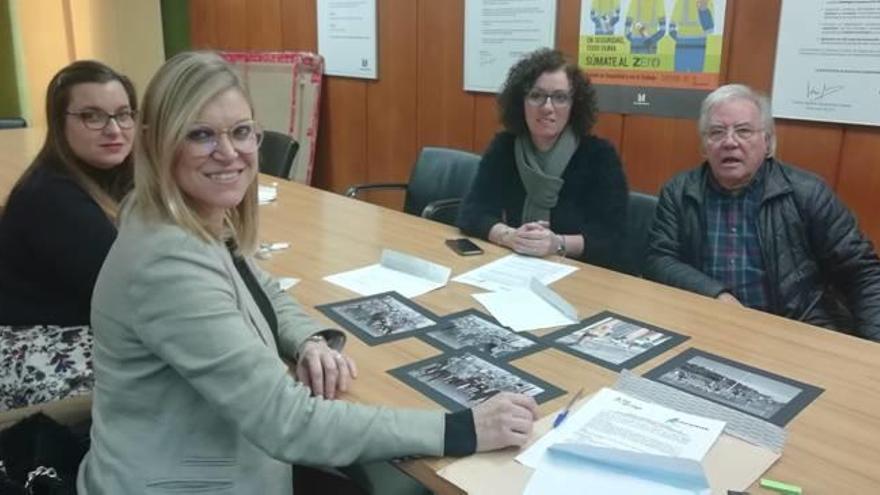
[295, 338, 358, 399]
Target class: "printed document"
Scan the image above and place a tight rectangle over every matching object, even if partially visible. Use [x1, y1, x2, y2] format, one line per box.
[324, 249, 451, 298]
[473, 278, 578, 332]
[453, 254, 577, 292]
[519, 388, 724, 494]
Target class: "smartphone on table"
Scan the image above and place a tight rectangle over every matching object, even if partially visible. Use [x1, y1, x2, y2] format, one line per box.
[445, 238, 484, 256]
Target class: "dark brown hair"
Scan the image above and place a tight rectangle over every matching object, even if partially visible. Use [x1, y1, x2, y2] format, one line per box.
[10, 60, 137, 221]
[497, 48, 597, 137]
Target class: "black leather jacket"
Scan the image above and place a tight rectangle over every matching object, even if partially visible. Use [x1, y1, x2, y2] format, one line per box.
[645, 159, 880, 341]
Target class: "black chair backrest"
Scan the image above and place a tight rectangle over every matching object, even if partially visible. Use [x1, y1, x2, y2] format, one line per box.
[259, 130, 299, 179]
[403, 147, 481, 225]
[621, 191, 659, 276]
[0, 118, 27, 129]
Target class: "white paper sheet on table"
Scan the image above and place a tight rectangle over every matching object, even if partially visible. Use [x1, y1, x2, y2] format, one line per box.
[452, 254, 577, 292]
[519, 388, 724, 495]
[525, 444, 711, 495]
[277, 277, 299, 291]
[323, 249, 451, 298]
[472, 278, 578, 331]
[258, 184, 277, 204]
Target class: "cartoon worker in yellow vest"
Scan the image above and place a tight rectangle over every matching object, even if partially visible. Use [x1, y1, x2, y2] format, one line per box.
[590, 0, 621, 35]
[670, 0, 715, 72]
[625, 0, 667, 54]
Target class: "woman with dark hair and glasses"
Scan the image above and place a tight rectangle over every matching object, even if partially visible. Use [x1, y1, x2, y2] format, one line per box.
[0, 60, 136, 326]
[457, 48, 628, 269]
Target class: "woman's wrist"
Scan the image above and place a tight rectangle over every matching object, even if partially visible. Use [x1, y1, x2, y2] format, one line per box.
[554, 234, 566, 257]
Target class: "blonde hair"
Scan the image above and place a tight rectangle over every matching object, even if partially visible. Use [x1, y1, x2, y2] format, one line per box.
[134, 51, 258, 254]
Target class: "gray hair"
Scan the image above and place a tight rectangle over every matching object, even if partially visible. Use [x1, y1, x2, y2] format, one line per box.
[698, 84, 776, 157]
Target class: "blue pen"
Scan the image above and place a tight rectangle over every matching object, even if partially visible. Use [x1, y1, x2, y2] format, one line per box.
[553, 388, 585, 428]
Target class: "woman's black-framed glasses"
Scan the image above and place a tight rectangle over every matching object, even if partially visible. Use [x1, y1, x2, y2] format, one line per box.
[525, 90, 573, 108]
[66, 109, 137, 130]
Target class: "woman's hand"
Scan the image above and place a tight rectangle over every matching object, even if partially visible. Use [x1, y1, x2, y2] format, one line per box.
[472, 392, 538, 451]
[511, 221, 561, 257]
[295, 338, 358, 399]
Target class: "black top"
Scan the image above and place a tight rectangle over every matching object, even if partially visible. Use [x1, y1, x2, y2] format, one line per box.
[457, 131, 629, 270]
[0, 161, 117, 326]
[228, 243, 281, 347]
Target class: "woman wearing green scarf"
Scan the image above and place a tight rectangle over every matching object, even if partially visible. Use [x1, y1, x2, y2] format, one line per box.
[457, 49, 628, 270]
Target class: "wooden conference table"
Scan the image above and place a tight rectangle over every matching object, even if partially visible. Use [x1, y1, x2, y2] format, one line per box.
[3, 127, 880, 493]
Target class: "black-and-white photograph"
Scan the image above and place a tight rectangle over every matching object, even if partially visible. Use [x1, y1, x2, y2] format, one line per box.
[420, 310, 544, 361]
[644, 348, 824, 426]
[543, 311, 688, 371]
[388, 351, 563, 411]
[316, 291, 438, 345]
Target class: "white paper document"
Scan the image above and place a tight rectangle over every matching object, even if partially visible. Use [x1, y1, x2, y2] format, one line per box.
[317, 0, 377, 79]
[525, 444, 710, 495]
[464, 0, 557, 92]
[277, 277, 299, 291]
[519, 388, 724, 495]
[473, 278, 578, 332]
[323, 249, 451, 298]
[453, 254, 578, 292]
[258, 184, 277, 205]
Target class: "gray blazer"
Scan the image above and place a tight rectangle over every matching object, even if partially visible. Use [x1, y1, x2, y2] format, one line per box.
[77, 207, 444, 494]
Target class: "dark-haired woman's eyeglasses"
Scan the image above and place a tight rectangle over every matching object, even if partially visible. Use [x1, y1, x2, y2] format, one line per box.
[525, 90, 573, 108]
[66, 109, 136, 130]
[184, 121, 264, 158]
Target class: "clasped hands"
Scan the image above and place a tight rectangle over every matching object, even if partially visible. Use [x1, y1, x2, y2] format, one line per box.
[502, 221, 562, 258]
[295, 336, 358, 399]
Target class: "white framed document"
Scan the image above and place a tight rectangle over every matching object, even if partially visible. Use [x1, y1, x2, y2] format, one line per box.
[317, 0, 378, 79]
[463, 0, 558, 93]
[772, 0, 880, 126]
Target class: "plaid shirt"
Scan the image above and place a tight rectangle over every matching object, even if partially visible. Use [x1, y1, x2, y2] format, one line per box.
[702, 169, 769, 310]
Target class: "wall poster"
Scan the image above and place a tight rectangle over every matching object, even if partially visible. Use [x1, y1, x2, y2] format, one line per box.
[579, 0, 728, 118]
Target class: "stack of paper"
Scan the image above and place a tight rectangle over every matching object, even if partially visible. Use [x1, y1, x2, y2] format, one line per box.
[323, 249, 451, 298]
[519, 388, 724, 495]
[473, 278, 578, 331]
[452, 254, 577, 292]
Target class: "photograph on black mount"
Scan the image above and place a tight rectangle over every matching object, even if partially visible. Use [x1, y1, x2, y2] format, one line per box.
[316, 291, 439, 345]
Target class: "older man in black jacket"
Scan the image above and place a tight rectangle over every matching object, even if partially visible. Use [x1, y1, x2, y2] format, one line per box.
[645, 84, 880, 341]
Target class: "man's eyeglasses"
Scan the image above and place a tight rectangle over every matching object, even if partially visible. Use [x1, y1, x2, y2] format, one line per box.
[66, 109, 136, 130]
[705, 125, 763, 143]
[525, 90, 573, 108]
[184, 121, 263, 157]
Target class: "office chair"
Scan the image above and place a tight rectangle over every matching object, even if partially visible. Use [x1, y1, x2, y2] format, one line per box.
[0, 118, 27, 129]
[619, 191, 659, 276]
[345, 147, 481, 226]
[259, 130, 299, 179]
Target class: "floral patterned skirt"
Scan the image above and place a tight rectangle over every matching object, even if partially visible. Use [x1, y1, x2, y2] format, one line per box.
[0, 326, 93, 412]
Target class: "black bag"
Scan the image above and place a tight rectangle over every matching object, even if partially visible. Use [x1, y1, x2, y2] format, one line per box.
[0, 413, 87, 494]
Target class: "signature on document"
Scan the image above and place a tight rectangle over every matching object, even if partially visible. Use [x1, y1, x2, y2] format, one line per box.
[806, 82, 844, 100]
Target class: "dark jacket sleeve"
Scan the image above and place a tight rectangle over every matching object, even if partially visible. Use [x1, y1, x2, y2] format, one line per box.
[456, 133, 511, 239]
[25, 176, 117, 307]
[573, 138, 628, 268]
[804, 179, 880, 340]
[644, 174, 726, 298]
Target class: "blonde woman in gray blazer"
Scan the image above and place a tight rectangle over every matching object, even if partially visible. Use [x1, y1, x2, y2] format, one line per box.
[77, 51, 537, 494]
